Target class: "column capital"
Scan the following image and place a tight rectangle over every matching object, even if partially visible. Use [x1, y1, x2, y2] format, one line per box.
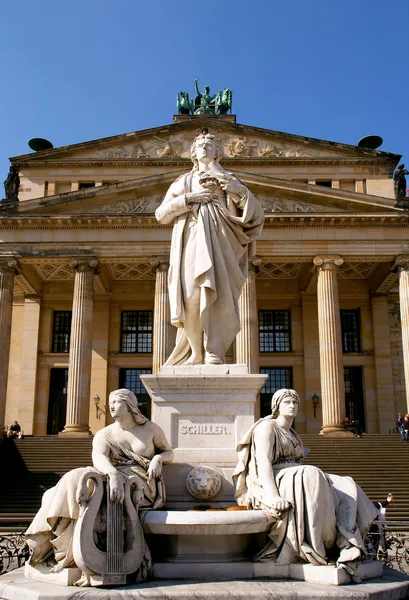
[249, 255, 262, 273]
[0, 257, 19, 275]
[393, 255, 409, 273]
[69, 257, 99, 273]
[150, 256, 170, 273]
[313, 255, 344, 271]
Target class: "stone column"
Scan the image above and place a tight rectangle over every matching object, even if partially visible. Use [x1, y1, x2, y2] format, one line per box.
[0, 258, 18, 434]
[61, 257, 98, 435]
[313, 255, 347, 435]
[151, 257, 171, 374]
[236, 257, 261, 373]
[394, 256, 409, 413]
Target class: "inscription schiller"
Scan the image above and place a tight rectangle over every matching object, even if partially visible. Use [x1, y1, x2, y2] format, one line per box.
[180, 424, 229, 435]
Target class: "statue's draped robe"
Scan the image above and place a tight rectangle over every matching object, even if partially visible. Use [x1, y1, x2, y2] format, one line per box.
[26, 431, 165, 571]
[233, 417, 378, 572]
[155, 170, 264, 364]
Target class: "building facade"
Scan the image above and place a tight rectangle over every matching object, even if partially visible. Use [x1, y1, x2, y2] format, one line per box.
[1, 113, 408, 436]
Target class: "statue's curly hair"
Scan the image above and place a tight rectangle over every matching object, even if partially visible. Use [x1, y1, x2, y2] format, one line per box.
[190, 128, 222, 170]
[271, 388, 300, 418]
[109, 388, 147, 425]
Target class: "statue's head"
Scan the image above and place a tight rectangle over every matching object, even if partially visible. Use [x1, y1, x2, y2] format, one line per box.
[271, 388, 300, 419]
[108, 388, 147, 425]
[204, 85, 210, 94]
[191, 128, 222, 169]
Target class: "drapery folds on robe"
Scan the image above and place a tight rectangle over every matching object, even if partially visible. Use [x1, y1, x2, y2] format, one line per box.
[155, 170, 264, 365]
[233, 416, 379, 573]
[26, 430, 165, 571]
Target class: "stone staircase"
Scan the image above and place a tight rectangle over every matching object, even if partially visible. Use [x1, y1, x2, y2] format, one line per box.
[1, 434, 408, 530]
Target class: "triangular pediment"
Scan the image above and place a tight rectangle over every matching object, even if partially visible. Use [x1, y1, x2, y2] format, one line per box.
[11, 117, 400, 166]
[0, 169, 401, 218]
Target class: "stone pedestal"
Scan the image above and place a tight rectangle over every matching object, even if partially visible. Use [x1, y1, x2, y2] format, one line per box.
[61, 258, 98, 435]
[313, 256, 349, 436]
[0, 258, 18, 434]
[141, 365, 267, 465]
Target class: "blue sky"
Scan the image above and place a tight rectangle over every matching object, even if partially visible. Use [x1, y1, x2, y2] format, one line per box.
[1, 0, 408, 184]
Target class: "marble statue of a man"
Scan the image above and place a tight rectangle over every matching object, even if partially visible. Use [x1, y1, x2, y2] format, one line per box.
[156, 129, 265, 365]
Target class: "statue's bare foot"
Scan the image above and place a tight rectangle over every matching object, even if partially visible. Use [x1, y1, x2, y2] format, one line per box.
[182, 355, 203, 366]
[204, 352, 224, 365]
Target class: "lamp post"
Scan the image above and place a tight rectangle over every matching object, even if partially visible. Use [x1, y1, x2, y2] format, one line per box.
[312, 393, 319, 419]
[93, 394, 104, 420]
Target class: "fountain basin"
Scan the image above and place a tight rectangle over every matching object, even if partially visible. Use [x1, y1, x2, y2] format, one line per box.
[141, 509, 274, 563]
[141, 509, 274, 535]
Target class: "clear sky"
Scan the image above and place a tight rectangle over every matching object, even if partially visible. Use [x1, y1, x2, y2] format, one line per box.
[1, 0, 408, 183]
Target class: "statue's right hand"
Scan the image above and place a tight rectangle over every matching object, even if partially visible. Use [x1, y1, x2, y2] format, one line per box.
[269, 495, 291, 512]
[185, 192, 213, 206]
[109, 472, 125, 503]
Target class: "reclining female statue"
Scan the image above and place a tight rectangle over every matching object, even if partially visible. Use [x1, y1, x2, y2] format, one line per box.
[233, 389, 378, 577]
[26, 389, 173, 585]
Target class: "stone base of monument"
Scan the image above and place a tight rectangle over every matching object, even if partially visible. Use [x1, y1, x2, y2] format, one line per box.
[2, 565, 409, 599]
[152, 559, 382, 585]
[140, 364, 267, 465]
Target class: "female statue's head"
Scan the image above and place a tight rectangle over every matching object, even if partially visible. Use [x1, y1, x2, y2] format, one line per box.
[108, 388, 147, 425]
[191, 128, 222, 170]
[271, 388, 300, 419]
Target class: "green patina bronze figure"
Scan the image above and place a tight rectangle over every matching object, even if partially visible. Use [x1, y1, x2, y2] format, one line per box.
[176, 80, 232, 115]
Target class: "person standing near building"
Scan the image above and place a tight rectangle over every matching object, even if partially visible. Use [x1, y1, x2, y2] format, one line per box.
[397, 413, 405, 439]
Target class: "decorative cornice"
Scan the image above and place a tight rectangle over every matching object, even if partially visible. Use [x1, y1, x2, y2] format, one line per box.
[13, 157, 396, 170]
[0, 213, 408, 230]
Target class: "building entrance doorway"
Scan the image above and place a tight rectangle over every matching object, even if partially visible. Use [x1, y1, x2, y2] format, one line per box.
[344, 367, 365, 432]
[47, 368, 68, 434]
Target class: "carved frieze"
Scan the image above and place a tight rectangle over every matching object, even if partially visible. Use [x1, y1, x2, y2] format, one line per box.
[258, 144, 314, 158]
[72, 196, 163, 214]
[257, 195, 335, 213]
[226, 136, 258, 157]
[95, 143, 149, 159]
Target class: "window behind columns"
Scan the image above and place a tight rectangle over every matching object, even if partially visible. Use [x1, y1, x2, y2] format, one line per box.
[259, 310, 291, 353]
[340, 309, 361, 353]
[118, 368, 152, 419]
[259, 367, 293, 418]
[52, 311, 72, 353]
[120, 310, 153, 353]
[344, 367, 365, 431]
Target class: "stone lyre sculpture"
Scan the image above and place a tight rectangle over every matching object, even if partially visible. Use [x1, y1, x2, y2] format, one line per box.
[25, 389, 174, 587]
[155, 128, 265, 365]
[233, 389, 379, 579]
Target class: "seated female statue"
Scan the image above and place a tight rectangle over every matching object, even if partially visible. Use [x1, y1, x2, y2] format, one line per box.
[233, 389, 378, 573]
[26, 389, 173, 579]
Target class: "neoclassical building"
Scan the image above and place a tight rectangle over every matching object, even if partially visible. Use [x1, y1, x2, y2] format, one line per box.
[1, 113, 408, 436]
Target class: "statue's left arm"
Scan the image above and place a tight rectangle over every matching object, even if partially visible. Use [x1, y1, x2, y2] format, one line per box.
[147, 422, 174, 482]
[92, 429, 126, 502]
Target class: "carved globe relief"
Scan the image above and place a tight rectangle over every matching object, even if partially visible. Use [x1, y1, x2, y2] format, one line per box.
[186, 466, 222, 500]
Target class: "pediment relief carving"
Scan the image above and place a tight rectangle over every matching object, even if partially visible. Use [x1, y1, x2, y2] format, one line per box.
[257, 195, 342, 213]
[67, 193, 342, 216]
[55, 129, 363, 163]
[71, 195, 163, 215]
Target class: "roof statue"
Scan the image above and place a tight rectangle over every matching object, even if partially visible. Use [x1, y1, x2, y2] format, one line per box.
[3, 166, 19, 202]
[177, 79, 233, 115]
